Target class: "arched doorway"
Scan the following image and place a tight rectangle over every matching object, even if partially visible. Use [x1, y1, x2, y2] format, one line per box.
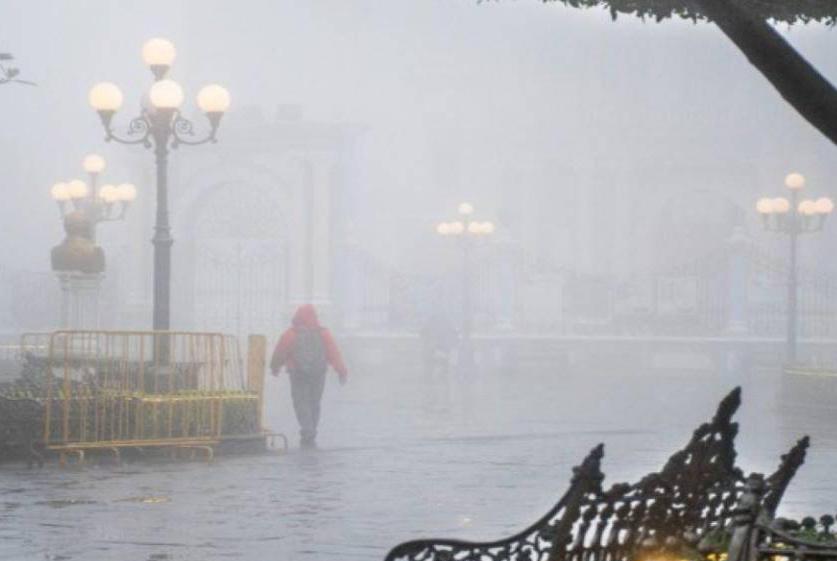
[187, 182, 289, 339]
[649, 189, 746, 333]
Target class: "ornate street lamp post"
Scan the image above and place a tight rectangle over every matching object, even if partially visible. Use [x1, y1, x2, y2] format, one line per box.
[756, 172, 833, 365]
[88, 38, 230, 335]
[436, 203, 495, 373]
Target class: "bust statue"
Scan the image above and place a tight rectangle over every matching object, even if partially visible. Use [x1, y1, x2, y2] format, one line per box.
[50, 211, 105, 274]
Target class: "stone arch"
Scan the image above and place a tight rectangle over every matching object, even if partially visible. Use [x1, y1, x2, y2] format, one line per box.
[172, 163, 298, 338]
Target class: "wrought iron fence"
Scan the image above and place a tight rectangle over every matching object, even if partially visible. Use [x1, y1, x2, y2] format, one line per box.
[344, 240, 837, 338]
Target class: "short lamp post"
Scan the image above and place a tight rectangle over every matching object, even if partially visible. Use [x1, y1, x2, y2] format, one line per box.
[50, 153, 136, 238]
[49, 153, 135, 330]
[436, 202, 495, 373]
[756, 172, 834, 365]
[88, 37, 230, 335]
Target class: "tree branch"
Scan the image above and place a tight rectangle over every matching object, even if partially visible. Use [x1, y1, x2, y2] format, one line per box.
[694, 0, 837, 145]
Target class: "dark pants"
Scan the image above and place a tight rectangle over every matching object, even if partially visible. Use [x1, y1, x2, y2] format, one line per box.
[289, 369, 327, 442]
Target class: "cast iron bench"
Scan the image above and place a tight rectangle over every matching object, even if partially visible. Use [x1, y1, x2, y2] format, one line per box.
[385, 388, 829, 561]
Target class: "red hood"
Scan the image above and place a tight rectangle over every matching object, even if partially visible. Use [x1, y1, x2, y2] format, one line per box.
[292, 304, 320, 329]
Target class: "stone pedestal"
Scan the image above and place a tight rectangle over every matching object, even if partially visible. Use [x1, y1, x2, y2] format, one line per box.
[57, 272, 104, 330]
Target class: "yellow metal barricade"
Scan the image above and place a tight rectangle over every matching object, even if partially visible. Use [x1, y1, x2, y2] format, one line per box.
[42, 331, 259, 449]
[19, 332, 52, 359]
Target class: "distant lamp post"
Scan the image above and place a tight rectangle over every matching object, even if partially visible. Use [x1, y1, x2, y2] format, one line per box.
[756, 172, 833, 365]
[50, 153, 136, 238]
[89, 37, 230, 334]
[49, 154, 135, 330]
[436, 203, 495, 373]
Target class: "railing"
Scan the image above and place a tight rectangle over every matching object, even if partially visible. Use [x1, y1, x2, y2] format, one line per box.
[345, 241, 837, 338]
[19, 332, 51, 359]
[728, 485, 837, 561]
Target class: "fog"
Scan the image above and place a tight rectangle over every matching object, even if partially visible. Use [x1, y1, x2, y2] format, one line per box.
[3, 1, 837, 275]
[2, 2, 837, 560]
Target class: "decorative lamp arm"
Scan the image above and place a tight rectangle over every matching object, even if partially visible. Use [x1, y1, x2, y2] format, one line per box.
[97, 112, 153, 147]
[170, 112, 220, 147]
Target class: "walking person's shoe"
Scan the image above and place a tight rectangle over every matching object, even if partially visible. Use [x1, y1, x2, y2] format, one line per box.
[300, 436, 317, 450]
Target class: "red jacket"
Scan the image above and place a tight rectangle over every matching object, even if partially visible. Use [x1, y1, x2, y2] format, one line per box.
[270, 304, 348, 380]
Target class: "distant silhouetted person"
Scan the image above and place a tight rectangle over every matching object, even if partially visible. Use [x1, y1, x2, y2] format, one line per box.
[270, 304, 347, 449]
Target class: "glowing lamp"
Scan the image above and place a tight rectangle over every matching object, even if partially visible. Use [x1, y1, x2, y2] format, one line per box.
[142, 38, 176, 68]
[798, 200, 817, 216]
[772, 197, 790, 214]
[116, 183, 137, 202]
[67, 179, 89, 199]
[785, 173, 805, 190]
[756, 198, 774, 215]
[51, 182, 71, 201]
[149, 79, 184, 109]
[197, 84, 231, 113]
[88, 82, 124, 112]
[98, 184, 119, 204]
[83, 153, 106, 174]
[815, 197, 834, 215]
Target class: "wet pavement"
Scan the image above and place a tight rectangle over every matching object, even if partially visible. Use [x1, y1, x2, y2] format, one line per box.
[2, 362, 836, 561]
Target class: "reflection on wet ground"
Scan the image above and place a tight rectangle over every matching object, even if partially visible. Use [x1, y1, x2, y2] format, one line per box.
[1, 364, 836, 560]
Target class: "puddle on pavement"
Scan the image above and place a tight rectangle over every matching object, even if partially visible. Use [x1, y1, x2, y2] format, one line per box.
[116, 496, 171, 504]
[35, 499, 97, 509]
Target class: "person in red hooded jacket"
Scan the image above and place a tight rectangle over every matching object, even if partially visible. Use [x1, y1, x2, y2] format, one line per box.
[270, 304, 347, 448]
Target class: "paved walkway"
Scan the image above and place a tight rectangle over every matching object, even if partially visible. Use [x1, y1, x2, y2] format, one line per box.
[1, 365, 836, 560]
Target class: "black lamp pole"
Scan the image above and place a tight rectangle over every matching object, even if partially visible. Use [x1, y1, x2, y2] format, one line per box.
[786, 189, 799, 364]
[151, 132, 173, 332]
[460, 223, 475, 373]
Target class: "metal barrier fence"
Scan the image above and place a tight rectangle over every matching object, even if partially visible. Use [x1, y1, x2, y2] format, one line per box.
[19, 332, 51, 359]
[42, 331, 255, 447]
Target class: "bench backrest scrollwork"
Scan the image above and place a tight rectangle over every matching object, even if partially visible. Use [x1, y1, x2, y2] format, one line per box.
[385, 388, 812, 561]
